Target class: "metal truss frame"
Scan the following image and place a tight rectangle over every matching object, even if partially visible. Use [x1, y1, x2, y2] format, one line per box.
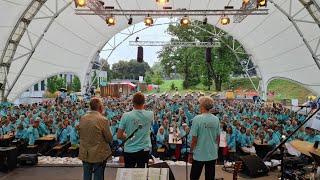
[192, 22, 262, 93]
[261, 0, 320, 96]
[2, 0, 320, 101]
[85, 19, 261, 94]
[129, 40, 221, 48]
[75, 8, 269, 17]
[0, 0, 47, 102]
[0, 0, 72, 102]
[83, 21, 174, 92]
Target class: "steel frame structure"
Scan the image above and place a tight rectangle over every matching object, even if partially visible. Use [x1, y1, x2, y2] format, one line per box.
[1, 1, 72, 102]
[85, 20, 262, 95]
[75, 8, 269, 17]
[1, 0, 320, 101]
[0, 0, 47, 101]
[234, 0, 260, 23]
[129, 40, 221, 48]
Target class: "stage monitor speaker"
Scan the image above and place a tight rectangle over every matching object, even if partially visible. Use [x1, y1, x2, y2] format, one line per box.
[137, 46, 144, 63]
[206, 48, 212, 63]
[240, 155, 269, 178]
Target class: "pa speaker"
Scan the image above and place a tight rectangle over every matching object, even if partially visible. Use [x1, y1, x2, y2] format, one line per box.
[206, 48, 212, 63]
[240, 155, 269, 177]
[137, 46, 143, 63]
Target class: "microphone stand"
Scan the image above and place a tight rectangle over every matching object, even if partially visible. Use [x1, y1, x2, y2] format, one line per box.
[105, 125, 142, 162]
[263, 107, 320, 180]
[177, 132, 190, 180]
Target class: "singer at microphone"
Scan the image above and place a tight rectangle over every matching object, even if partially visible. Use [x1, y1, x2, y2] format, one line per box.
[117, 92, 154, 168]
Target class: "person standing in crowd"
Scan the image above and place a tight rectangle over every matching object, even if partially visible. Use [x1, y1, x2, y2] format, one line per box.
[78, 97, 112, 180]
[117, 92, 153, 168]
[189, 96, 220, 180]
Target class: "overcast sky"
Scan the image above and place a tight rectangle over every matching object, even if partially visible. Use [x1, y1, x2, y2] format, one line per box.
[100, 18, 172, 67]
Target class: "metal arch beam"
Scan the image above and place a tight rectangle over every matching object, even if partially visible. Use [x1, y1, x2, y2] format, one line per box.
[269, 0, 320, 71]
[192, 24, 261, 93]
[85, 20, 261, 95]
[0, 0, 47, 102]
[3, 1, 72, 101]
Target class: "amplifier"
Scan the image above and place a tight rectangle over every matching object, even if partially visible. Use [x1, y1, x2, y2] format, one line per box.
[18, 154, 38, 166]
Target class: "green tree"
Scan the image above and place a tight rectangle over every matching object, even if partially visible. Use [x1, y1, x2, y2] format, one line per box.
[158, 21, 252, 91]
[55, 77, 66, 90]
[144, 71, 153, 84]
[72, 76, 81, 92]
[47, 76, 58, 93]
[152, 71, 164, 86]
[112, 60, 150, 80]
[46, 75, 66, 93]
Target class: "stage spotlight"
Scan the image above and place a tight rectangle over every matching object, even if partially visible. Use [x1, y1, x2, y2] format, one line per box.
[203, 17, 208, 25]
[257, 0, 267, 7]
[128, 16, 133, 25]
[106, 16, 115, 26]
[180, 16, 190, 27]
[74, 0, 86, 8]
[144, 15, 154, 26]
[220, 16, 230, 25]
[243, 0, 250, 5]
[156, 0, 169, 4]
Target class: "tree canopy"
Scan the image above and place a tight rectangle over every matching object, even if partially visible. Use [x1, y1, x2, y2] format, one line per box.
[158, 21, 255, 91]
[111, 59, 150, 80]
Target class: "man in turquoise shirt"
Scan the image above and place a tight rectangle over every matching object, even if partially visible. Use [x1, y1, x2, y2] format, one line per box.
[190, 96, 220, 180]
[117, 92, 153, 168]
[27, 119, 40, 145]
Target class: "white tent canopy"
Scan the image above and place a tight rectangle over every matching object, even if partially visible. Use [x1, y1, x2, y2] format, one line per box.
[1, 0, 320, 102]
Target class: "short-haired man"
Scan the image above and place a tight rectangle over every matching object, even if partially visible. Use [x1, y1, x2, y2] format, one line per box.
[190, 96, 220, 180]
[117, 92, 153, 168]
[79, 97, 112, 180]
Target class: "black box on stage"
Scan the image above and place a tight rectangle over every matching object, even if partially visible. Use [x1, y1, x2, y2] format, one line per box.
[18, 154, 38, 166]
[240, 155, 269, 177]
[0, 147, 18, 172]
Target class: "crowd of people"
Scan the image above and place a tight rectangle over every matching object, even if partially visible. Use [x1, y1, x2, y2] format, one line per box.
[0, 92, 319, 162]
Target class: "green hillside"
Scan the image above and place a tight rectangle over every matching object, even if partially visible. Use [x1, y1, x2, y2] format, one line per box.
[151, 78, 314, 102]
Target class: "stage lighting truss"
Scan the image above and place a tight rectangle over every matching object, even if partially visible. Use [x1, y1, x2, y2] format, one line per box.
[234, 0, 267, 23]
[75, 8, 269, 17]
[128, 40, 221, 48]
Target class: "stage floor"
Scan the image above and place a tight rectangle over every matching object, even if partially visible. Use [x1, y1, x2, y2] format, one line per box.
[0, 165, 279, 180]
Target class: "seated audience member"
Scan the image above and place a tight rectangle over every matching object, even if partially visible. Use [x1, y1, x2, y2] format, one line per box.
[266, 129, 280, 148]
[27, 119, 40, 145]
[239, 128, 256, 154]
[15, 124, 27, 140]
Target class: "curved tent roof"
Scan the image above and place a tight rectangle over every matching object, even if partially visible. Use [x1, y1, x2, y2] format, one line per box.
[0, 0, 320, 101]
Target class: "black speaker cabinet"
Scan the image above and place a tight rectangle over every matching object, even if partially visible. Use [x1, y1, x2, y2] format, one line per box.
[137, 46, 144, 63]
[206, 48, 212, 63]
[240, 155, 269, 177]
[0, 147, 18, 172]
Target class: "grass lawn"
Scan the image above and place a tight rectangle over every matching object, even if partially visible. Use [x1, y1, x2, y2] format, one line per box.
[146, 78, 314, 102]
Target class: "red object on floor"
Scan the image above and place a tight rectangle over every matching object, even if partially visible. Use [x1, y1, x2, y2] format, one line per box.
[175, 145, 181, 160]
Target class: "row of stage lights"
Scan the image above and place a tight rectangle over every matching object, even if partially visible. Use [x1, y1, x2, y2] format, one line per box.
[74, 0, 267, 26]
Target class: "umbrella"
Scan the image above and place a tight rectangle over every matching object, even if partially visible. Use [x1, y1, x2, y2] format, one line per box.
[59, 88, 67, 92]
